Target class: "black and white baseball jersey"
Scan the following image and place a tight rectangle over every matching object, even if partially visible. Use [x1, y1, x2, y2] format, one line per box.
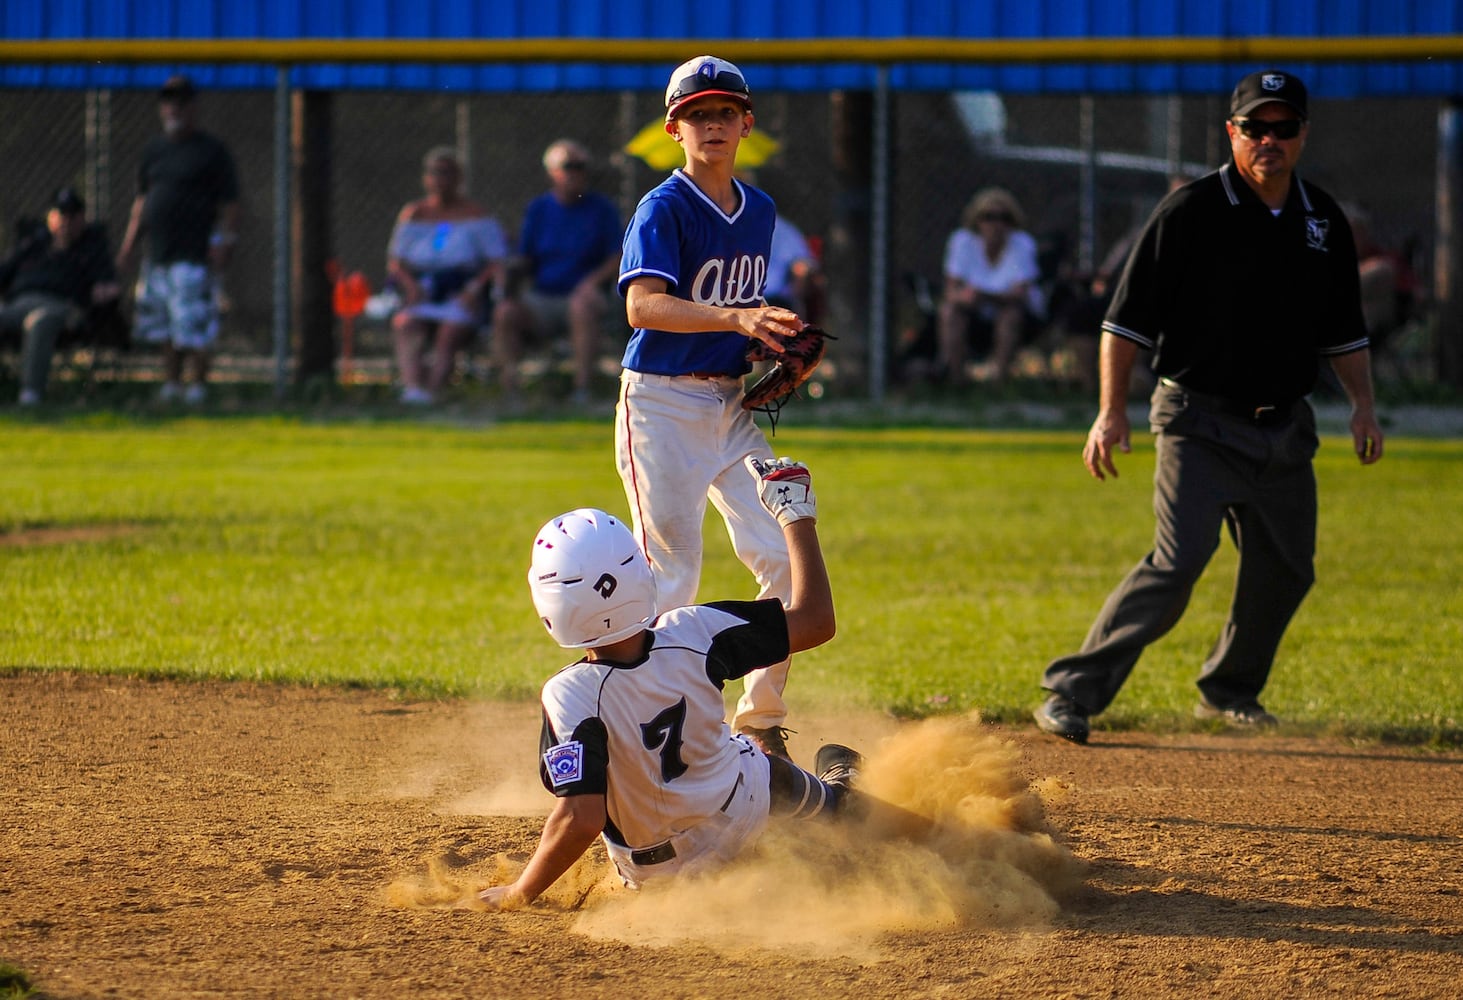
[1103, 161, 1368, 404]
[536, 598, 789, 851]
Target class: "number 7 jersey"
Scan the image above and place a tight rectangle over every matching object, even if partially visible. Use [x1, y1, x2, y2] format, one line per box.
[537, 599, 790, 851]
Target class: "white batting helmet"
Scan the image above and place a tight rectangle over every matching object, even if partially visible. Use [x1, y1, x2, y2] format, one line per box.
[528, 508, 657, 649]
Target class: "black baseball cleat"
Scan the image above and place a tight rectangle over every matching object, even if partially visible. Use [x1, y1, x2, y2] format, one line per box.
[1034, 694, 1090, 744]
[1195, 698, 1279, 728]
[740, 725, 794, 760]
[814, 743, 863, 789]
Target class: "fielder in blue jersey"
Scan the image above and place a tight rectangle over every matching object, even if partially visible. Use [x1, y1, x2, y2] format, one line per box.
[615, 55, 808, 762]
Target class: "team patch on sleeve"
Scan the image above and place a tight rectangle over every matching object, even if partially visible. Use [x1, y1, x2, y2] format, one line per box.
[543, 741, 586, 788]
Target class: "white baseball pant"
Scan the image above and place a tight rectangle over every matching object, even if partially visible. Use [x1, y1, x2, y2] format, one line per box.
[615, 370, 793, 731]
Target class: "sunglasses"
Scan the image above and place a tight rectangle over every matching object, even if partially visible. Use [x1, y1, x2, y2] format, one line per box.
[1232, 117, 1304, 141]
[976, 212, 1015, 225]
[557, 160, 588, 171]
[668, 69, 749, 106]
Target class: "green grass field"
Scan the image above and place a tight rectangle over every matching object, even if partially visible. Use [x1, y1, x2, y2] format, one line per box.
[2, 413, 1459, 745]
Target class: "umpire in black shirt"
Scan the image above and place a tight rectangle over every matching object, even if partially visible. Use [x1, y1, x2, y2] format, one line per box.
[1034, 69, 1385, 745]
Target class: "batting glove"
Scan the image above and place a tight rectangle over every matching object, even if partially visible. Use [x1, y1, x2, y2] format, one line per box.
[745, 456, 817, 527]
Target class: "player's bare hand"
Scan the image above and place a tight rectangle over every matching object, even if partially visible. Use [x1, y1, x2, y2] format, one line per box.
[1083, 409, 1131, 481]
[737, 306, 803, 354]
[476, 885, 524, 911]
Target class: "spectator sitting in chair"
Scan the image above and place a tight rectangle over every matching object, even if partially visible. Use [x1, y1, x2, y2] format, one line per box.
[1061, 175, 1187, 395]
[490, 139, 621, 406]
[936, 187, 1046, 387]
[0, 187, 120, 406]
[387, 147, 508, 406]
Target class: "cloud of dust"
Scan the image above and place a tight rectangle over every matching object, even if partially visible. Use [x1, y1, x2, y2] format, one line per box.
[386, 853, 508, 910]
[368, 702, 547, 816]
[446, 776, 548, 817]
[573, 714, 1084, 957]
[386, 851, 614, 912]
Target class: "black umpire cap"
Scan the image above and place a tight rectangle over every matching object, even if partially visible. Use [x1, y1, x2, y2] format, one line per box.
[1230, 69, 1308, 120]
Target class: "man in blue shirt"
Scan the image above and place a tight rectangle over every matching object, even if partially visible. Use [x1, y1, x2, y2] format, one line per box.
[490, 139, 622, 405]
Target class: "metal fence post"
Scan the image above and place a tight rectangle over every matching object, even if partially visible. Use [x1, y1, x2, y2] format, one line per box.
[1438, 98, 1463, 387]
[274, 65, 292, 399]
[1079, 95, 1097, 276]
[869, 64, 891, 403]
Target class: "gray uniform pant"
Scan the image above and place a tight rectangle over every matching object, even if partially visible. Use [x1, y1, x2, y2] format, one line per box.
[0, 291, 83, 395]
[1042, 380, 1320, 715]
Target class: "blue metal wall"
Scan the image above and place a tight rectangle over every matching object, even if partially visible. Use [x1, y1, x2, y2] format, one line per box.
[4, 0, 1463, 95]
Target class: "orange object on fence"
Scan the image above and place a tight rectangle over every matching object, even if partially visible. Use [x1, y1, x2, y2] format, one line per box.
[329, 262, 372, 382]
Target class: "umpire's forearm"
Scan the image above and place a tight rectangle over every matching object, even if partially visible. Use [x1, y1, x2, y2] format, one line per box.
[1096, 333, 1139, 413]
[1328, 348, 1377, 416]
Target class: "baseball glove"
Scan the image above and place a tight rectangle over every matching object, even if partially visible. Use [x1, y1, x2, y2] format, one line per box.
[742, 324, 833, 429]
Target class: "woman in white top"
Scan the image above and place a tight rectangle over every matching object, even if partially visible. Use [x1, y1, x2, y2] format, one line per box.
[386, 147, 507, 404]
[936, 186, 1045, 387]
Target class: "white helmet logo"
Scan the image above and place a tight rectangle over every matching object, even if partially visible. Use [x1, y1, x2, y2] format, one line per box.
[594, 573, 618, 599]
[1262, 73, 1286, 91]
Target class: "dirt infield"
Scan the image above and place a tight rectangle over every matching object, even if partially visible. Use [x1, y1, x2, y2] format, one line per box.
[3, 671, 1460, 1000]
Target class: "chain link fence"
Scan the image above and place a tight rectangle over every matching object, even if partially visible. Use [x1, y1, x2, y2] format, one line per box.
[0, 83, 1443, 398]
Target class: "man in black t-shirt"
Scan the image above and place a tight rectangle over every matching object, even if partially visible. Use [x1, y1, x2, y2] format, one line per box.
[1033, 69, 1385, 745]
[117, 75, 240, 405]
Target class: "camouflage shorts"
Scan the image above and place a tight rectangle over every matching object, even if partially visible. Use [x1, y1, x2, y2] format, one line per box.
[134, 261, 219, 350]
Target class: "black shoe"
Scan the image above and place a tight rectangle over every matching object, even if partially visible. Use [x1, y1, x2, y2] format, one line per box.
[1195, 698, 1279, 728]
[814, 743, 862, 789]
[1034, 694, 1090, 744]
[740, 725, 794, 760]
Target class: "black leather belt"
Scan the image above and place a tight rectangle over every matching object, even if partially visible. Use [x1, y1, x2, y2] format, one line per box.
[1160, 378, 1294, 427]
[630, 841, 677, 866]
[688, 371, 742, 380]
[628, 776, 743, 866]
